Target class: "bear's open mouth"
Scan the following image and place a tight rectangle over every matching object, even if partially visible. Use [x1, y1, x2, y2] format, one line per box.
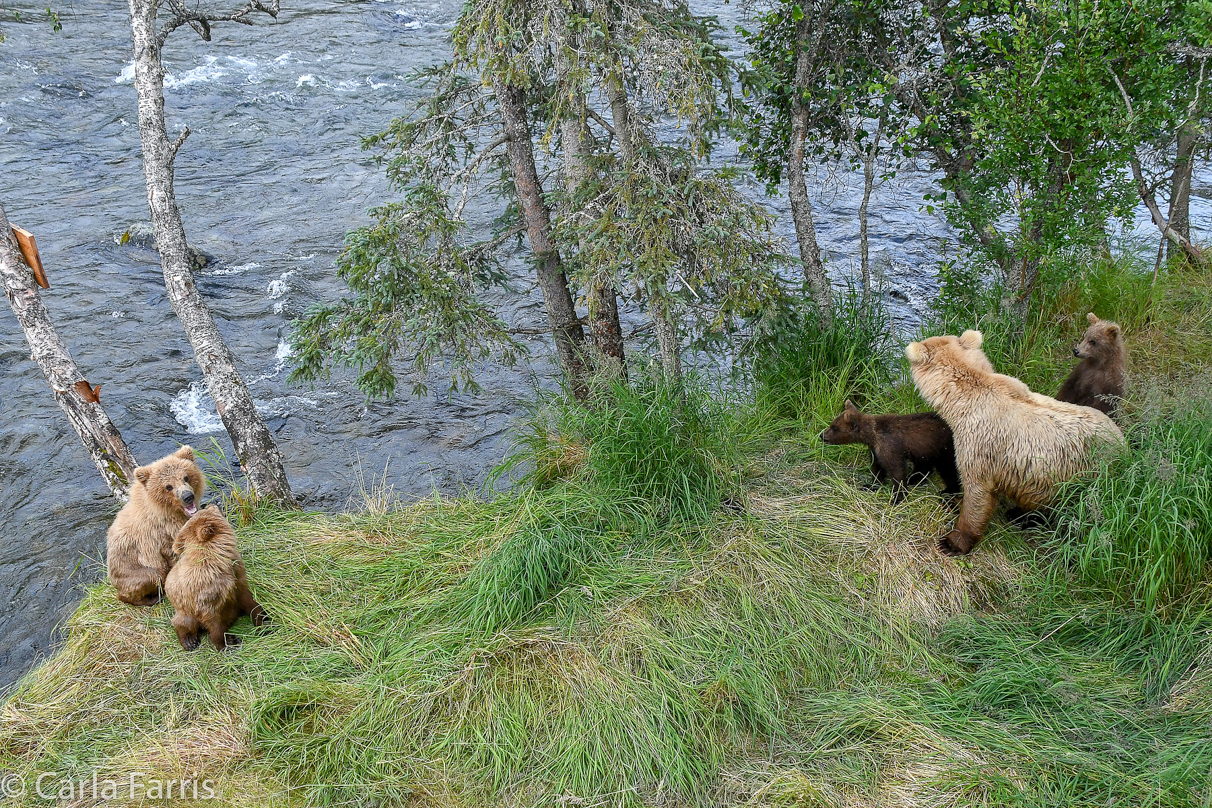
[183, 502, 198, 516]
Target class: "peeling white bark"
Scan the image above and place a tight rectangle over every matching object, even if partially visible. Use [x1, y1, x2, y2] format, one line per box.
[128, 0, 298, 507]
[1, 203, 139, 501]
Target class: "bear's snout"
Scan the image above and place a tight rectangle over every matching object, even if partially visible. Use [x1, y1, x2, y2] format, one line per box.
[1072, 347, 1081, 357]
[179, 487, 198, 515]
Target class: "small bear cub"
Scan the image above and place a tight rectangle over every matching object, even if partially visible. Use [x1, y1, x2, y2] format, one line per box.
[165, 505, 266, 651]
[820, 400, 961, 501]
[1055, 312, 1126, 419]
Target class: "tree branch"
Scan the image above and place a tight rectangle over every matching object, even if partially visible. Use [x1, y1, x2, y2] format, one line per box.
[157, 0, 279, 47]
[1111, 70, 1205, 264]
[586, 107, 615, 136]
[169, 126, 191, 161]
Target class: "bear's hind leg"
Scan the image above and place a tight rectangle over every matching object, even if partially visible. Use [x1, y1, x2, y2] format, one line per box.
[115, 567, 164, 607]
[204, 618, 238, 651]
[238, 585, 267, 627]
[172, 613, 203, 651]
[236, 564, 268, 626]
[940, 486, 997, 556]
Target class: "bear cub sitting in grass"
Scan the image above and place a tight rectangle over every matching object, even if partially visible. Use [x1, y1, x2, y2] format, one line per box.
[165, 505, 266, 651]
[107, 445, 204, 606]
[820, 401, 961, 502]
[1055, 312, 1126, 419]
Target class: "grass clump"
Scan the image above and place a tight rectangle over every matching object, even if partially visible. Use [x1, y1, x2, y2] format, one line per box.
[506, 371, 740, 520]
[1049, 393, 1212, 612]
[750, 289, 896, 426]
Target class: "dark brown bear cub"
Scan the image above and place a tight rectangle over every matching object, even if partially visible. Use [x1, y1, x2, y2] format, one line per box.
[165, 506, 266, 651]
[820, 400, 960, 501]
[1055, 312, 1126, 419]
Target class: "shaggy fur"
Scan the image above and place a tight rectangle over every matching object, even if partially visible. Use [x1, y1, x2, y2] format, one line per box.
[165, 506, 266, 652]
[820, 401, 960, 501]
[106, 446, 205, 605]
[906, 330, 1124, 556]
[1056, 312, 1126, 419]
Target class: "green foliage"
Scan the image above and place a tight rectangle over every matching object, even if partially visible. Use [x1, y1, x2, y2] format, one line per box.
[1049, 395, 1212, 612]
[289, 66, 522, 399]
[557, 145, 787, 355]
[736, 0, 907, 192]
[750, 287, 896, 425]
[506, 371, 740, 521]
[289, 186, 519, 399]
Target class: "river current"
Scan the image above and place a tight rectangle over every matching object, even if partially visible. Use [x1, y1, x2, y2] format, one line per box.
[0, 0, 1207, 689]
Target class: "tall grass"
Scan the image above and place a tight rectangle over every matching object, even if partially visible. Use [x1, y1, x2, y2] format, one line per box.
[750, 288, 896, 426]
[1048, 394, 1212, 612]
[503, 371, 739, 521]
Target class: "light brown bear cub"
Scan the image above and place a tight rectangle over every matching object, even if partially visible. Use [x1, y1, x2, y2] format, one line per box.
[906, 330, 1124, 556]
[165, 506, 266, 651]
[107, 445, 204, 605]
[1055, 312, 1126, 419]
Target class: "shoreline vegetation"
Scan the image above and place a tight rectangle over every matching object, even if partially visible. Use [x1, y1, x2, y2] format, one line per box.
[1, 253, 1210, 807]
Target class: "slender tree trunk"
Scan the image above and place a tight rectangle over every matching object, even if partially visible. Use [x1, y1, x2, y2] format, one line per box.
[605, 67, 682, 380]
[558, 60, 625, 379]
[128, 0, 297, 507]
[858, 154, 874, 307]
[492, 79, 589, 398]
[1, 204, 139, 501]
[788, 14, 832, 322]
[1166, 124, 1197, 260]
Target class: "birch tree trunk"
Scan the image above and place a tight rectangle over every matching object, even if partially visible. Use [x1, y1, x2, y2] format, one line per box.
[788, 14, 832, 322]
[1, 203, 139, 501]
[128, 0, 298, 507]
[492, 78, 589, 399]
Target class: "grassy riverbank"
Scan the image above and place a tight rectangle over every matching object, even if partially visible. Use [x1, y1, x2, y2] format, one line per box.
[2, 257, 1210, 807]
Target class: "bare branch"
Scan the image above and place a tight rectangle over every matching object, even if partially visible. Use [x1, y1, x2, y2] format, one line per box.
[1168, 42, 1212, 59]
[169, 125, 191, 161]
[157, 0, 279, 47]
[586, 108, 616, 136]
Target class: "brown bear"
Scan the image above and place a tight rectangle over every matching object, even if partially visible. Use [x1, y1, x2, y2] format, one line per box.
[906, 330, 1124, 556]
[1055, 312, 1126, 419]
[165, 506, 266, 651]
[106, 445, 205, 605]
[820, 401, 961, 501]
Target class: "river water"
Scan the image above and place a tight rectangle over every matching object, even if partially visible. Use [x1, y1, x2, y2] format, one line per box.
[0, 0, 1206, 689]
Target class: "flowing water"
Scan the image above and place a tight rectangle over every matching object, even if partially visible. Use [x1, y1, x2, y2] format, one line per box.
[0, 0, 1207, 689]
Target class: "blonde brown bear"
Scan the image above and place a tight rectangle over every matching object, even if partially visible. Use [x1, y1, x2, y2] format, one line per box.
[106, 445, 205, 605]
[906, 330, 1124, 556]
[165, 506, 266, 651]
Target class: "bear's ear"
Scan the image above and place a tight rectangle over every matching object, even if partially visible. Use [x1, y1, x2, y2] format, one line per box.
[1087, 312, 1100, 325]
[958, 330, 983, 350]
[1105, 323, 1120, 338]
[134, 466, 151, 485]
[905, 342, 924, 363]
[173, 445, 195, 462]
[844, 399, 857, 412]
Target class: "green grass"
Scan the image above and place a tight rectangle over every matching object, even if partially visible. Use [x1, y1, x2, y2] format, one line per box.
[2, 259, 1211, 807]
[1049, 394, 1212, 612]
